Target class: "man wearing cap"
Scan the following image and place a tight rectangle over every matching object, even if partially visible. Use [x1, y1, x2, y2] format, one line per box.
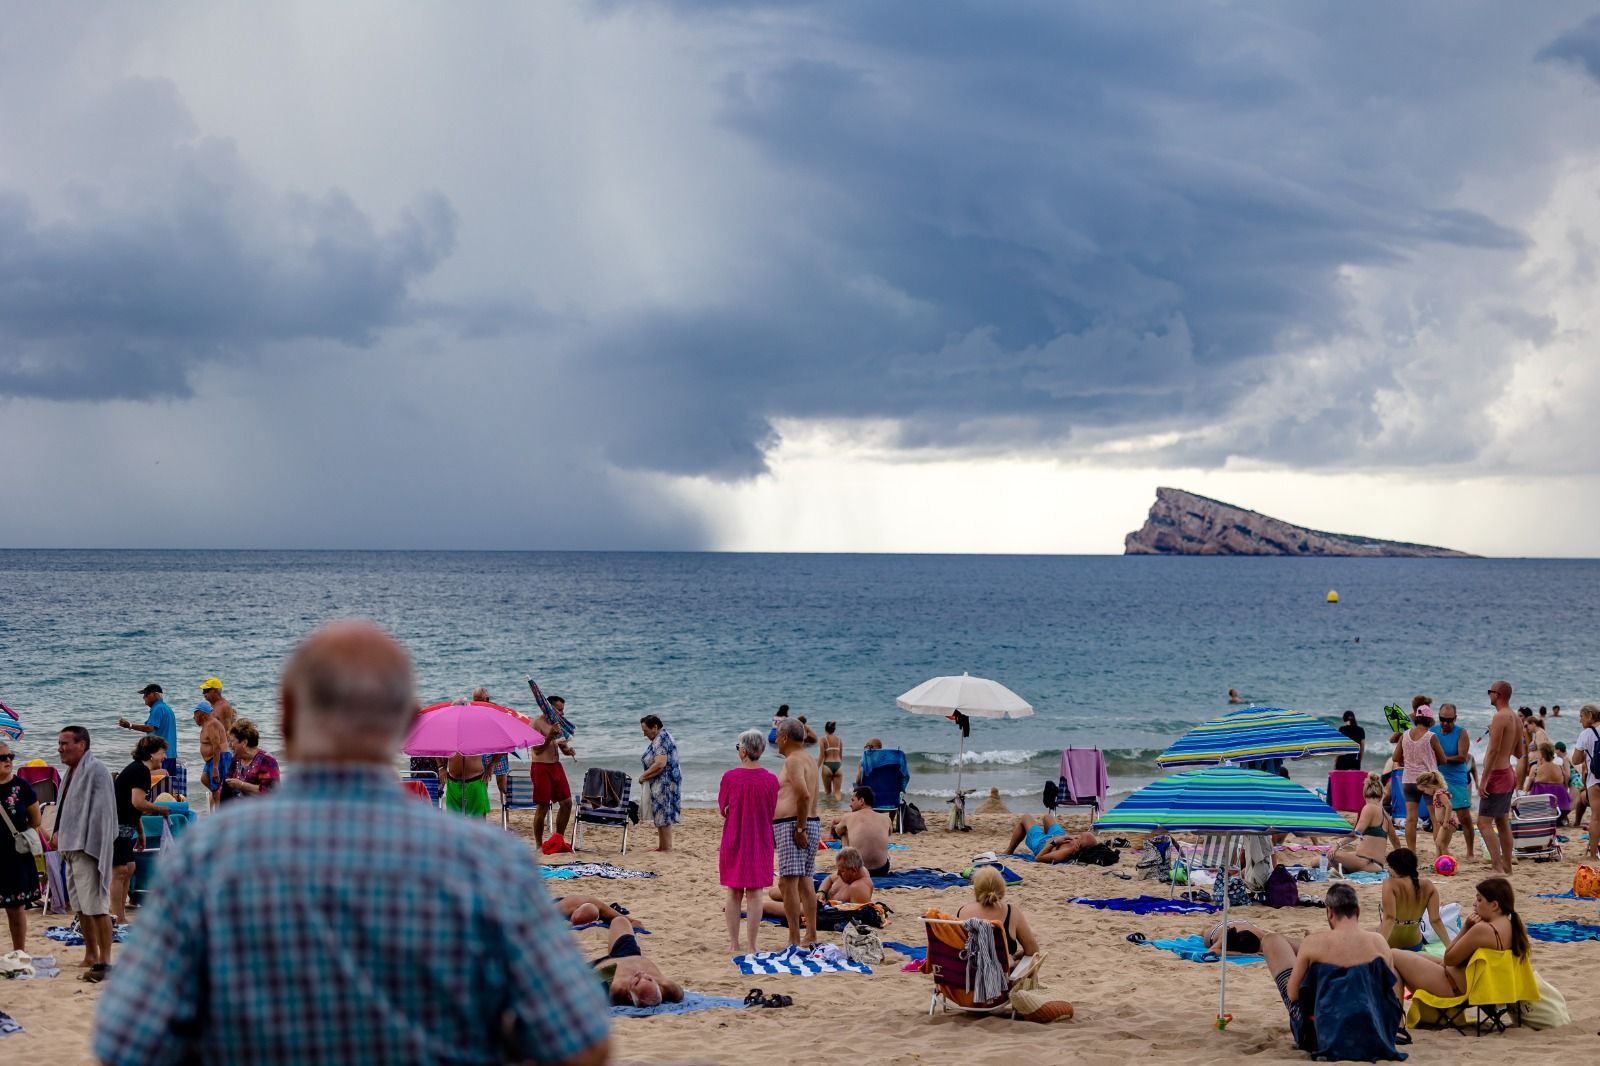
[194, 702, 231, 810]
[120, 685, 178, 776]
[200, 678, 237, 734]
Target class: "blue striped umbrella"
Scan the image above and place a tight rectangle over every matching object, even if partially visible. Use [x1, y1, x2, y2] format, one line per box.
[1156, 706, 1357, 768]
[1095, 767, 1351, 1028]
[1094, 766, 1355, 836]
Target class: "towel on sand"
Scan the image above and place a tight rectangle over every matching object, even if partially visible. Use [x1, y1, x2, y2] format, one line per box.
[540, 864, 656, 881]
[0, 1010, 22, 1037]
[1527, 920, 1600, 943]
[46, 924, 129, 946]
[1070, 895, 1217, 915]
[1135, 935, 1264, 965]
[611, 992, 746, 1017]
[1335, 871, 1388, 884]
[884, 941, 926, 961]
[825, 840, 909, 851]
[735, 944, 872, 976]
[811, 866, 1015, 890]
[1534, 890, 1588, 901]
[572, 922, 651, 934]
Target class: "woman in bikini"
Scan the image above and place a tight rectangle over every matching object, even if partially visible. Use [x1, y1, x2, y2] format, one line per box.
[1378, 848, 1451, 951]
[1389, 876, 1529, 999]
[819, 722, 845, 802]
[1331, 772, 1398, 873]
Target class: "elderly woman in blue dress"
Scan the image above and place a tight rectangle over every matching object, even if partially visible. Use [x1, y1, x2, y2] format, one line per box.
[638, 715, 682, 852]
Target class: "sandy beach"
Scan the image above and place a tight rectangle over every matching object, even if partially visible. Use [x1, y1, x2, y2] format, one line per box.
[3, 801, 1595, 1064]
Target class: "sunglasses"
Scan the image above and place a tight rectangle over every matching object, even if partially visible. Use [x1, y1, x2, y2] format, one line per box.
[0, 753, 14, 762]
[1439, 717, 1457, 723]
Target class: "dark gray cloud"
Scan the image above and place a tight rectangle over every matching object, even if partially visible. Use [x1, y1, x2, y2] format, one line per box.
[1539, 13, 1600, 82]
[0, 77, 455, 401]
[575, 1, 1592, 477]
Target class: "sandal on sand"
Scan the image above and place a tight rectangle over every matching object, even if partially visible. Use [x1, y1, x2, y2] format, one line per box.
[762, 994, 793, 1008]
[743, 988, 765, 1007]
[82, 964, 111, 983]
[1125, 933, 1147, 944]
[609, 903, 630, 915]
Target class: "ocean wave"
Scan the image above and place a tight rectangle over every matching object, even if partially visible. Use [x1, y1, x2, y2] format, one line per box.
[907, 786, 1038, 799]
[907, 749, 1049, 768]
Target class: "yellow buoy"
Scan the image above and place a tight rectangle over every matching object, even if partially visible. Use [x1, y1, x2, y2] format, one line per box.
[1326, 590, 1339, 603]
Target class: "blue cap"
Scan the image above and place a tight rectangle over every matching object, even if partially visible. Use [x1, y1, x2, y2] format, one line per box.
[193, 701, 213, 715]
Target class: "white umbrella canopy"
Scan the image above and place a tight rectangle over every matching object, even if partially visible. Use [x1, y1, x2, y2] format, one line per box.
[894, 673, 1035, 719]
[896, 674, 1034, 821]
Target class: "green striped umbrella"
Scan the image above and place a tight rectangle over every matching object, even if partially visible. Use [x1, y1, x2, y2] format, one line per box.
[1095, 766, 1353, 1029]
[1156, 706, 1358, 768]
[1095, 766, 1354, 836]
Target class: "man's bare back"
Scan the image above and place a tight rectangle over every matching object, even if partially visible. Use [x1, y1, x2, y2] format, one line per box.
[775, 749, 818, 820]
[832, 808, 890, 871]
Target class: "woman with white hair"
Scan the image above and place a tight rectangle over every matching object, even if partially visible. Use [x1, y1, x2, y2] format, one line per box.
[718, 729, 780, 954]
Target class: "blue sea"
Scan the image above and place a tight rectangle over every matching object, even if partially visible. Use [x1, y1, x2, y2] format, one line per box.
[2, 551, 1597, 808]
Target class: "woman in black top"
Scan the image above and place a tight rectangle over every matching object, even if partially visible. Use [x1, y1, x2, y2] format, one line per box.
[112, 735, 172, 923]
[1336, 711, 1366, 771]
[0, 740, 43, 949]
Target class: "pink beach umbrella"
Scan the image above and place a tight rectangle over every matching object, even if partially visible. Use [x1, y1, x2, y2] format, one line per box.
[0, 702, 21, 742]
[404, 701, 545, 758]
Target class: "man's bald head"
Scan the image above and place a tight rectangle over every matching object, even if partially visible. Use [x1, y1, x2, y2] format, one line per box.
[1489, 680, 1512, 707]
[281, 619, 417, 763]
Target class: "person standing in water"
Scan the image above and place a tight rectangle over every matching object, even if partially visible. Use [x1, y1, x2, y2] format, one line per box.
[819, 721, 844, 801]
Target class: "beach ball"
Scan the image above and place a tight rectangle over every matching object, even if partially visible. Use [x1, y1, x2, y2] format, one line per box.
[1434, 855, 1457, 876]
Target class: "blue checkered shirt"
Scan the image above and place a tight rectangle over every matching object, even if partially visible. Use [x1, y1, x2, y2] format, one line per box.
[93, 764, 610, 1065]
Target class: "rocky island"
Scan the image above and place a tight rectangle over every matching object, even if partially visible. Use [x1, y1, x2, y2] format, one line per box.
[1124, 487, 1476, 557]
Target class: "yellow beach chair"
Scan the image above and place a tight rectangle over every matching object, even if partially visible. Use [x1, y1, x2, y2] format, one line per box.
[1405, 948, 1539, 1035]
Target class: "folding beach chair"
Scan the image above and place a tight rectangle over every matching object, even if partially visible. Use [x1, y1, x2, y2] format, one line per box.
[1407, 948, 1540, 1035]
[401, 771, 443, 807]
[1048, 748, 1107, 815]
[923, 915, 1045, 1017]
[860, 749, 910, 832]
[500, 773, 541, 831]
[571, 768, 631, 854]
[1509, 793, 1561, 862]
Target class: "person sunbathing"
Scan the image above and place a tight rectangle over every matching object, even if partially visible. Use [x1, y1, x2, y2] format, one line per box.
[1201, 918, 1270, 955]
[1258, 883, 1404, 1057]
[590, 916, 684, 1008]
[762, 847, 873, 919]
[1330, 772, 1398, 873]
[1387, 875, 1529, 1002]
[554, 895, 644, 929]
[1004, 813, 1102, 863]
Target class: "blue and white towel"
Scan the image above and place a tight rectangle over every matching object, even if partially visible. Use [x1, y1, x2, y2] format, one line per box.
[734, 944, 872, 976]
[612, 992, 747, 1017]
[46, 924, 129, 946]
[1534, 890, 1588, 901]
[825, 840, 910, 851]
[0, 1010, 22, 1037]
[541, 863, 657, 881]
[1335, 871, 1388, 884]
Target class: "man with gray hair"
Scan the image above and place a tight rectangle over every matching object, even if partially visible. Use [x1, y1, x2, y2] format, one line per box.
[52, 724, 118, 980]
[94, 619, 611, 1066]
[772, 717, 821, 949]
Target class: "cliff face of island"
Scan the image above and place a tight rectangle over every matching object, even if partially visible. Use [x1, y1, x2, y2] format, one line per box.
[1124, 487, 1476, 557]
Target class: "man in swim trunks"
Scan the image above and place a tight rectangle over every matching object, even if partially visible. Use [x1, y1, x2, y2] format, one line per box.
[553, 895, 644, 929]
[193, 702, 231, 810]
[531, 695, 576, 849]
[590, 916, 683, 1008]
[1430, 703, 1475, 859]
[471, 688, 510, 805]
[772, 718, 821, 948]
[829, 785, 892, 876]
[1479, 680, 1523, 875]
[1005, 813, 1067, 859]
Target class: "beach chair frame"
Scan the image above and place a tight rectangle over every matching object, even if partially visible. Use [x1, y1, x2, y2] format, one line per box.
[861, 761, 907, 833]
[571, 768, 631, 854]
[1508, 794, 1561, 862]
[400, 771, 443, 808]
[922, 917, 1043, 1018]
[500, 773, 542, 831]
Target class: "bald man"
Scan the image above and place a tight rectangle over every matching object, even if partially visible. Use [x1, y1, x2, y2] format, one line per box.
[95, 620, 611, 1066]
[1479, 679, 1523, 875]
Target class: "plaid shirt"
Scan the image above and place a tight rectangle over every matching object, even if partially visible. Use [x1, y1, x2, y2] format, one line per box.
[93, 764, 609, 1065]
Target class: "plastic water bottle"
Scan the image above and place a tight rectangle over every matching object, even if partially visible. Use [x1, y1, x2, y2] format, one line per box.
[1317, 853, 1329, 881]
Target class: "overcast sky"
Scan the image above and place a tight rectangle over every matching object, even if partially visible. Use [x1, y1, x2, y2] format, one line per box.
[4, 2, 1600, 555]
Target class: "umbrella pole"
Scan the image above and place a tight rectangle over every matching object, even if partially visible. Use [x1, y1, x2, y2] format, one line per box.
[952, 728, 966, 830]
[1216, 832, 1236, 1030]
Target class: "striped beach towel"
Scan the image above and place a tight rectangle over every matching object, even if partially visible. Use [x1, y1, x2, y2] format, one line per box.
[734, 945, 872, 976]
[540, 863, 656, 881]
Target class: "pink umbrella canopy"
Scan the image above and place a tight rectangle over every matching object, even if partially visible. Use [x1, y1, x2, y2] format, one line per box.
[404, 701, 545, 757]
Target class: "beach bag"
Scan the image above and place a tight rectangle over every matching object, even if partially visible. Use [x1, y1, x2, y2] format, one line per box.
[0, 802, 28, 855]
[1520, 972, 1569, 1030]
[1041, 780, 1059, 809]
[1074, 843, 1121, 867]
[900, 803, 926, 834]
[1134, 839, 1172, 881]
[843, 921, 884, 965]
[1263, 865, 1299, 908]
[1573, 864, 1600, 899]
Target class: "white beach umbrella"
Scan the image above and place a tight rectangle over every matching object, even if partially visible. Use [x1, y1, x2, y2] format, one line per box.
[895, 673, 1034, 804]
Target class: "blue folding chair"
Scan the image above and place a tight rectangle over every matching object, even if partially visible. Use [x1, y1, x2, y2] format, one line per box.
[501, 772, 542, 831]
[860, 749, 910, 832]
[572, 768, 632, 853]
[402, 771, 443, 808]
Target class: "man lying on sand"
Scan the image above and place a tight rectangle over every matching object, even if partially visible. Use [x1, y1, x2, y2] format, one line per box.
[554, 895, 644, 929]
[763, 847, 873, 919]
[1004, 813, 1101, 863]
[829, 785, 892, 875]
[591, 915, 684, 1008]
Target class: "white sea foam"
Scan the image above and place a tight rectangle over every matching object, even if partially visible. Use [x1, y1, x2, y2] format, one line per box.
[912, 749, 1044, 768]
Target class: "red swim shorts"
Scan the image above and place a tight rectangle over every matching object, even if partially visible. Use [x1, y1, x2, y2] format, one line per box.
[530, 761, 571, 804]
